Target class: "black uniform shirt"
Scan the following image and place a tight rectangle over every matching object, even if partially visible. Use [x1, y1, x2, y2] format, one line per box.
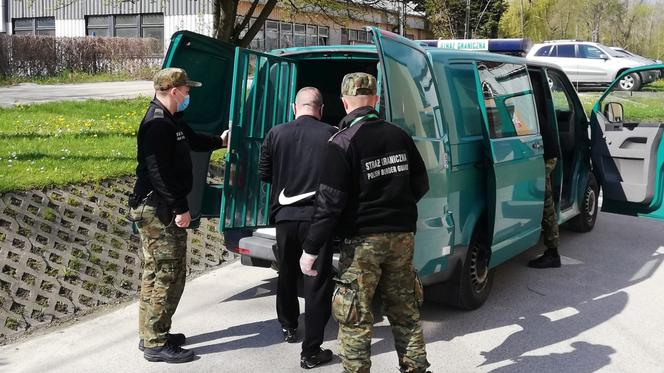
[303, 106, 430, 255]
[133, 98, 222, 214]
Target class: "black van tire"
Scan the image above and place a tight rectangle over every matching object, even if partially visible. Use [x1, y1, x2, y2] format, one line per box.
[456, 224, 494, 310]
[617, 72, 642, 91]
[567, 172, 599, 232]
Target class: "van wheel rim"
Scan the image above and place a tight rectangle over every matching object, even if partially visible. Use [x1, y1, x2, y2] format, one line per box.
[585, 188, 597, 222]
[469, 242, 489, 293]
[620, 75, 634, 90]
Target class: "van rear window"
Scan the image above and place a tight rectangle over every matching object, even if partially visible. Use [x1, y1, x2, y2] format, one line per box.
[477, 61, 539, 138]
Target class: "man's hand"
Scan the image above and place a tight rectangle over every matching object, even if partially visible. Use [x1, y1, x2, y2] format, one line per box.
[175, 211, 191, 228]
[221, 129, 230, 147]
[299, 253, 318, 276]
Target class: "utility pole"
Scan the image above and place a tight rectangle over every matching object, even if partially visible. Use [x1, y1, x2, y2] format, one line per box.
[464, 0, 471, 39]
[520, 0, 525, 37]
[398, 0, 406, 36]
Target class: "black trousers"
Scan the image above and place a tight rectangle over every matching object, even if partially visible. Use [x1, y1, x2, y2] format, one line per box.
[275, 221, 334, 357]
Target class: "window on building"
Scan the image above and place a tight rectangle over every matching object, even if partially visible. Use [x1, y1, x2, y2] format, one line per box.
[236, 18, 328, 51]
[341, 27, 371, 45]
[12, 17, 55, 36]
[85, 14, 164, 44]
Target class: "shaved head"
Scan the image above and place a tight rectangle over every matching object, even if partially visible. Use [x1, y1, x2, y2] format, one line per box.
[293, 87, 324, 119]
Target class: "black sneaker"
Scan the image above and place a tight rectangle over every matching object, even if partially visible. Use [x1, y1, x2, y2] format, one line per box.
[139, 333, 186, 351]
[528, 252, 561, 268]
[300, 348, 333, 369]
[144, 342, 194, 363]
[282, 328, 298, 343]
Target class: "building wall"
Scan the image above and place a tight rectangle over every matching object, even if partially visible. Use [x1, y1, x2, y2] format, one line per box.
[8, 0, 211, 19]
[6, 0, 431, 49]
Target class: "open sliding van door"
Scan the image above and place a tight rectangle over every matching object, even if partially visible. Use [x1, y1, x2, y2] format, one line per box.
[590, 65, 664, 220]
[474, 60, 546, 265]
[220, 49, 298, 230]
[162, 31, 235, 228]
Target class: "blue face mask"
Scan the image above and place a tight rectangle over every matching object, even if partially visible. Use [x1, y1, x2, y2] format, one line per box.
[176, 90, 190, 112]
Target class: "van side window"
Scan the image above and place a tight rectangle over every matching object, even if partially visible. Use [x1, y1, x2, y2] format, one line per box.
[477, 61, 539, 138]
[448, 64, 482, 137]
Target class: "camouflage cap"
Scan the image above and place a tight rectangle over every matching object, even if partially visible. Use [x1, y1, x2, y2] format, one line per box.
[153, 67, 202, 90]
[341, 72, 377, 96]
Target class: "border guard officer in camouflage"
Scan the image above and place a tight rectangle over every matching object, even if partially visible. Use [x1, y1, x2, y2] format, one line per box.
[528, 96, 562, 268]
[300, 73, 431, 372]
[129, 68, 228, 363]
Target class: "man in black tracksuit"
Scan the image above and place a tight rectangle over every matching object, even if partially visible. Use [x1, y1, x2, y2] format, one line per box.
[300, 73, 430, 373]
[258, 87, 337, 369]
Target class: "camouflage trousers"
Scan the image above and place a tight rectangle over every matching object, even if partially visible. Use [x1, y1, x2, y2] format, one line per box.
[333, 232, 429, 373]
[543, 158, 560, 249]
[130, 204, 187, 349]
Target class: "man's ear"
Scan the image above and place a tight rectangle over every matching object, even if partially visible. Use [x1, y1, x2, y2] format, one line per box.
[292, 103, 297, 117]
[372, 95, 379, 107]
[341, 97, 349, 112]
[319, 104, 324, 119]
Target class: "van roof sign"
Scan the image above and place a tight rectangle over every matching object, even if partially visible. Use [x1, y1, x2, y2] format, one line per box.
[437, 39, 489, 51]
[427, 38, 533, 56]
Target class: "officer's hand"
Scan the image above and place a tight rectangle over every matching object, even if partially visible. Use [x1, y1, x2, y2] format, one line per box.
[221, 129, 230, 147]
[175, 211, 191, 228]
[299, 253, 318, 276]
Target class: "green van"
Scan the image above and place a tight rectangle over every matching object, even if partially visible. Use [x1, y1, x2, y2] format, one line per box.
[162, 28, 664, 309]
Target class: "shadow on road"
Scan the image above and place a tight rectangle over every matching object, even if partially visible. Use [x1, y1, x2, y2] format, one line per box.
[488, 341, 615, 373]
[187, 318, 282, 355]
[366, 214, 661, 371]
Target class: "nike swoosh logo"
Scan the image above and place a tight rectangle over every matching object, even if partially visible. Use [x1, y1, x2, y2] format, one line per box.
[278, 189, 315, 205]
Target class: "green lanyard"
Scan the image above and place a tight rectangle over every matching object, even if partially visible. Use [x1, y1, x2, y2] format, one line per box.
[348, 113, 379, 128]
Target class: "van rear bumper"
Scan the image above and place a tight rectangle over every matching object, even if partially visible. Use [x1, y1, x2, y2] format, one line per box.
[238, 235, 278, 262]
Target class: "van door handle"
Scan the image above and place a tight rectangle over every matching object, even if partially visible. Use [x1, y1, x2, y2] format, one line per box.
[531, 143, 543, 150]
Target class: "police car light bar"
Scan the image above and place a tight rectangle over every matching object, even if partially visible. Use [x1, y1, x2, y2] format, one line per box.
[418, 38, 533, 56]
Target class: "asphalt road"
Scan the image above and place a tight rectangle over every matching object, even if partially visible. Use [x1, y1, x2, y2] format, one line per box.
[0, 81, 154, 107]
[1, 211, 663, 373]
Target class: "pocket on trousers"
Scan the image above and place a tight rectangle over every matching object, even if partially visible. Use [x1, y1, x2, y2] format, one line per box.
[414, 270, 424, 307]
[331, 277, 360, 325]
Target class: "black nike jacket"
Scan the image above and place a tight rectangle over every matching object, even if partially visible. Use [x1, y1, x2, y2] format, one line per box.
[259, 115, 337, 223]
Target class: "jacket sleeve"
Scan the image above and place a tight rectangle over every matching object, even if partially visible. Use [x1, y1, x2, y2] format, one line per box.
[177, 116, 223, 152]
[258, 130, 273, 183]
[302, 142, 350, 255]
[408, 138, 429, 202]
[143, 120, 190, 214]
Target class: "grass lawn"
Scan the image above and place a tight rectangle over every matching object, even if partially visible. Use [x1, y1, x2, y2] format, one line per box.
[0, 98, 149, 192]
[1, 98, 227, 193]
[0, 69, 157, 86]
[577, 78, 664, 120]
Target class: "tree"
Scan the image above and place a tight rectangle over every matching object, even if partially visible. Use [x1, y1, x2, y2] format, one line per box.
[424, 0, 507, 39]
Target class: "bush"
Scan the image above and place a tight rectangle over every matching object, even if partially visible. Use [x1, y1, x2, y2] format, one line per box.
[0, 35, 162, 80]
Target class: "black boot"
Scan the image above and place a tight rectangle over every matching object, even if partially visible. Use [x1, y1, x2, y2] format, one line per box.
[139, 333, 186, 351]
[282, 328, 298, 343]
[144, 341, 194, 363]
[528, 248, 561, 268]
[300, 348, 333, 369]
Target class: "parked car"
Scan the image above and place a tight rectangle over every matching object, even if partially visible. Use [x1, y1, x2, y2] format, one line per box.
[164, 29, 664, 310]
[527, 40, 658, 91]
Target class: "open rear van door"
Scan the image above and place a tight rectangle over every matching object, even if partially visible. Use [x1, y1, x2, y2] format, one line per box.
[220, 49, 298, 230]
[162, 31, 235, 227]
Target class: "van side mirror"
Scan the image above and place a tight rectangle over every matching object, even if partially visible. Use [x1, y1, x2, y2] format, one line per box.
[599, 53, 609, 60]
[604, 102, 624, 123]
